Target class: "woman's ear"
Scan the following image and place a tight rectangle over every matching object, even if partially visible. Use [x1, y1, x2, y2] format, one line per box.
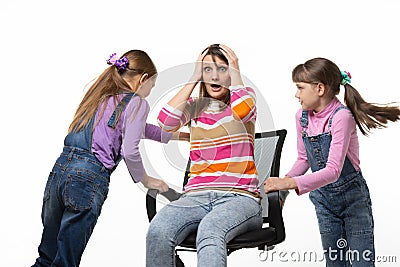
[139, 73, 149, 85]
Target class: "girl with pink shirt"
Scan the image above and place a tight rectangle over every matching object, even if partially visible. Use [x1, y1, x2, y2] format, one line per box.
[264, 57, 400, 266]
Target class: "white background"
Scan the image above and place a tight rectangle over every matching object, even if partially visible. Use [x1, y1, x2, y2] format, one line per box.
[1, 0, 399, 266]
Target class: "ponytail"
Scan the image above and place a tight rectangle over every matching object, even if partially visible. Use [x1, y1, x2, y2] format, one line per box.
[292, 57, 400, 136]
[68, 50, 157, 133]
[344, 83, 400, 136]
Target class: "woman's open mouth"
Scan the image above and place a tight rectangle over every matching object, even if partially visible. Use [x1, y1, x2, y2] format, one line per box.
[210, 83, 222, 92]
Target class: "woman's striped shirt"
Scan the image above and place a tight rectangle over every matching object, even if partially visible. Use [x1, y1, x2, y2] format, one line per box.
[158, 86, 259, 194]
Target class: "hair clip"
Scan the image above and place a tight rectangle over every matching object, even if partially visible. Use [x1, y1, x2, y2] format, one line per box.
[341, 70, 352, 85]
[106, 53, 129, 70]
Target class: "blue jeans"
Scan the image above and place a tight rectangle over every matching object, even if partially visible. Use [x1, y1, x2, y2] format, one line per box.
[32, 147, 110, 267]
[310, 174, 375, 267]
[146, 191, 263, 267]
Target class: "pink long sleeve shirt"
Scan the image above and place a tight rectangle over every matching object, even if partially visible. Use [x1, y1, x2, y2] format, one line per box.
[287, 97, 360, 195]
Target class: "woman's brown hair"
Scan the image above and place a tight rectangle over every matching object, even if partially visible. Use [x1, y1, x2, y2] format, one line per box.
[68, 50, 157, 133]
[292, 57, 400, 135]
[190, 44, 230, 122]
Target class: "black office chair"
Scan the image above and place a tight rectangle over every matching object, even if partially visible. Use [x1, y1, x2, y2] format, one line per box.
[146, 129, 287, 266]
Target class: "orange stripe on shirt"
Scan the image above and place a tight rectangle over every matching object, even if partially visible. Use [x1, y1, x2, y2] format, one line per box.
[190, 137, 253, 150]
[232, 98, 255, 120]
[190, 161, 257, 175]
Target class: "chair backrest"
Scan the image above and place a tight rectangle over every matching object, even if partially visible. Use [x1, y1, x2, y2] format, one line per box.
[254, 130, 287, 245]
[254, 130, 286, 218]
[183, 130, 287, 217]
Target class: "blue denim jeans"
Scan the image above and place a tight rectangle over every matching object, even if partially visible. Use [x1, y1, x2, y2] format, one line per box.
[309, 173, 375, 267]
[146, 191, 263, 267]
[32, 147, 110, 267]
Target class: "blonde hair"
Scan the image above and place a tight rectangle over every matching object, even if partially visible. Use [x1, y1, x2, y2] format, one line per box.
[68, 50, 157, 133]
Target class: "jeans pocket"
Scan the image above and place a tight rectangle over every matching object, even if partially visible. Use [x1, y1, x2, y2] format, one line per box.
[65, 169, 108, 211]
[43, 171, 56, 202]
[309, 191, 333, 234]
[351, 179, 372, 207]
[360, 178, 372, 204]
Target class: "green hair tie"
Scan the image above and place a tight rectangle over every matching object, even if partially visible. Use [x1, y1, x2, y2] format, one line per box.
[341, 70, 352, 86]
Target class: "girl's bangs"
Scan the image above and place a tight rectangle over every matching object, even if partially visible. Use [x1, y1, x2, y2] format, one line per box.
[292, 65, 312, 83]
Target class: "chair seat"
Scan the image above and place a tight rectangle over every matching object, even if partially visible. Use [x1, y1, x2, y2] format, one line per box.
[179, 227, 277, 250]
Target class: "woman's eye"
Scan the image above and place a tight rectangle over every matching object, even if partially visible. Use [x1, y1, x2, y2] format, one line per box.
[219, 67, 227, 72]
[204, 67, 212, 72]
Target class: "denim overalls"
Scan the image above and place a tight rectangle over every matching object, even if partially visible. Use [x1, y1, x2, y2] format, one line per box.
[301, 106, 375, 267]
[33, 93, 135, 267]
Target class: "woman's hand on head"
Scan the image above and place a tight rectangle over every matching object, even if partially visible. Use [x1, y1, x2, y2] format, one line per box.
[190, 49, 208, 83]
[219, 44, 244, 86]
[141, 174, 169, 193]
[219, 45, 239, 70]
[167, 50, 206, 109]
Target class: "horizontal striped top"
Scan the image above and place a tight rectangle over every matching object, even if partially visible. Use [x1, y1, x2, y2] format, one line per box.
[158, 86, 259, 194]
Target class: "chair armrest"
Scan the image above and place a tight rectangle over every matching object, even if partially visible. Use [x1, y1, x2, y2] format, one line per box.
[265, 190, 285, 244]
[146, 188, 182, 222]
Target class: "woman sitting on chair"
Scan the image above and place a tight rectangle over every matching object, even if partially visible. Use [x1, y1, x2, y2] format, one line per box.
[146, 44, 263, 267]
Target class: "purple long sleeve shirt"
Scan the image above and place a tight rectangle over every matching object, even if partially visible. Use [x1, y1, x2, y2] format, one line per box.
[286, 98, 360, 195]
[92, 95, 172, 182]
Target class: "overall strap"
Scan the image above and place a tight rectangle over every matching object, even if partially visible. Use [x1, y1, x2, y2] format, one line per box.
[107, 93, 136, 128]
[300, 110, 309, 127]
[63, 115, 96, 152]
[328, 105, 348, 128]
[300, 110, 309, 136]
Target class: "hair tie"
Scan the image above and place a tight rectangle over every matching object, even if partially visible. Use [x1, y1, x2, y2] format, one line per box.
[341, 70, 352, 86]
[106, 53, 129, 70]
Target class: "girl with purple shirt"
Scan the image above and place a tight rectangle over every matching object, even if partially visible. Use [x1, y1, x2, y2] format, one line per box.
[31, 50, 189, 267]
[264, 57, 400, 266]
